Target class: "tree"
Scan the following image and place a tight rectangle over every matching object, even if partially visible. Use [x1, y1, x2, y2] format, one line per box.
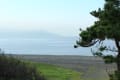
[75, 0, 120, 80]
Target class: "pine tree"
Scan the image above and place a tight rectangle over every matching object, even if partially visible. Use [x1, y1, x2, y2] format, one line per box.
[75, 0, 120, 80]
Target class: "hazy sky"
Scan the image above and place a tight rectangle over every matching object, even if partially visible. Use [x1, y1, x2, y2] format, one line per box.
[0, 0, 105, 36]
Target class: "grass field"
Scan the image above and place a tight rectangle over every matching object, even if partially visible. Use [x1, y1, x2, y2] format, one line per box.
[30, 62, 82, 80]
[13, 55, 114, 80]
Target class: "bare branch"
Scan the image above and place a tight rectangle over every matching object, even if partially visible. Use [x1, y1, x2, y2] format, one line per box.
[79, 40, 100, 47]
[105, 48, 118, 52]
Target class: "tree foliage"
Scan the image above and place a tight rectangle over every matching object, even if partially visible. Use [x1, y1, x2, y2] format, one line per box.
[75, 0, 120, 80]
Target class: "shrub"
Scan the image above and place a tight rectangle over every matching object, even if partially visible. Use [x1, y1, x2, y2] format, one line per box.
[0, 54, 45, 80]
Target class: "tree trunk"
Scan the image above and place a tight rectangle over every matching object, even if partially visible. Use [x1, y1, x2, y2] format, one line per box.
[115, 39, 120, 80]
[117, 52, 120, 72]
[116, 51, 120, 80]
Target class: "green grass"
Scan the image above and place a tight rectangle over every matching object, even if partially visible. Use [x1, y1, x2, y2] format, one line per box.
[30, 62, 82, 80]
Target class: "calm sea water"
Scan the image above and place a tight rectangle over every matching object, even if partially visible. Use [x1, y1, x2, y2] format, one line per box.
[0, 38, 92, 55]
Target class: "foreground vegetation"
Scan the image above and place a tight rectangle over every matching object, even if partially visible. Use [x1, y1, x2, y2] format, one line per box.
[0, 54, 82, 80]
[0, 54, 45, 80]
[30, 62, 82, 80]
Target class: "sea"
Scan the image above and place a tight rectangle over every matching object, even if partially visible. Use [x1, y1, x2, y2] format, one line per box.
[0, 38, 92, 56]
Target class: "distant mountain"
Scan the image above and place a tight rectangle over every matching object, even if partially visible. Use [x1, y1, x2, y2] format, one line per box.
[0, 30, 77, 40]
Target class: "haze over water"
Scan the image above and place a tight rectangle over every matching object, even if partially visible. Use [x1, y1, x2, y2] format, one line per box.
[0, 31, 92, 56]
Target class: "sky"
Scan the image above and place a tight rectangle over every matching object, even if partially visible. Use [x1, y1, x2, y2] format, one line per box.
[0, 0, 105, 37]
